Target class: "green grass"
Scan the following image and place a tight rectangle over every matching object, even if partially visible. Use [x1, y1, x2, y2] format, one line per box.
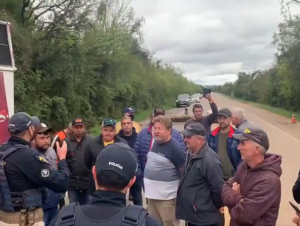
[89, 104, 175, 136]
[226, 95, 300, 120]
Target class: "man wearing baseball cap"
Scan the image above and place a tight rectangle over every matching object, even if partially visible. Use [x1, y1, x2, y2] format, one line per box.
[222, 128, 282, 226]
[84, 118, 127, 195]
[0, 112, 70, 226]
[115, 107, 142, 133]
[176, 123, 224, 226]
[65, 118, 93, 205]
[57, 143, 160, 226]
[208, 108, 241, 180]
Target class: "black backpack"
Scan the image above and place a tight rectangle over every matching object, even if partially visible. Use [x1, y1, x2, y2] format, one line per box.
[59, 202, 147, 226]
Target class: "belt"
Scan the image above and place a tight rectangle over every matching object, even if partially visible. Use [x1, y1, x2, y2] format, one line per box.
[0, 208, 43, 225]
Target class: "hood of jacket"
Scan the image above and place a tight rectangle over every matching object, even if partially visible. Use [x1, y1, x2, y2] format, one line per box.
[249, 153, 282, 177]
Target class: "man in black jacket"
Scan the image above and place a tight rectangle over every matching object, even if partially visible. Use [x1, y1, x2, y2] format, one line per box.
[118, 115, 142, 206]
[176, 123, 224, 226]
[65, 118, 93, 204]
[84, 118, 127, 195]
[53, 143, 160, 226]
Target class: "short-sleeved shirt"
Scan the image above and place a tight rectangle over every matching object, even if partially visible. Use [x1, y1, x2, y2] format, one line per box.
[144, 138, 186, 200]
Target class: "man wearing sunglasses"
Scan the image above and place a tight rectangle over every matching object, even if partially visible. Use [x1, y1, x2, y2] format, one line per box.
[84, 118, 127, 195]
[65, 118, 93, 204]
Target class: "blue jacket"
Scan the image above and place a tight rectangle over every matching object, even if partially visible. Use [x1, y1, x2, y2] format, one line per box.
[134, 125, 186, 180]
[208, 126, 242, 170]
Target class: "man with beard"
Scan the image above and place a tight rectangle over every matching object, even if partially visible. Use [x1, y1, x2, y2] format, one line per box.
[65, 118, 93, 204]
[184, 94, 218, 139]
[118, 116, 141, 205]
[0, 112, 69, 226]
[32, 123, 61, 226]
[84, 118, 127, 195]
[208, 108, 242, 180]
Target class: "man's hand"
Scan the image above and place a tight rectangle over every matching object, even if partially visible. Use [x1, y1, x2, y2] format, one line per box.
[56, 141, 67, 160]
[232, 182, 240, 193]
[205, 93, 212, 102]
[219, 207, 224, 214]
[293, 215, 300, 225]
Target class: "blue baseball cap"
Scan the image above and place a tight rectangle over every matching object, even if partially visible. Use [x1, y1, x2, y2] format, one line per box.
[124, 107, 135, 114]
[8, 112, 40, 134]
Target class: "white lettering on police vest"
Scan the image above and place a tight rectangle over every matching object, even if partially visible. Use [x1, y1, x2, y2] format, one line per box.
[109, 162, 122, 169]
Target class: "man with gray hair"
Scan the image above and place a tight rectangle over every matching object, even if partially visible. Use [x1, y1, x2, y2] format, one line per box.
[222, 127, 282, 226]
[231, 107, 257, 131]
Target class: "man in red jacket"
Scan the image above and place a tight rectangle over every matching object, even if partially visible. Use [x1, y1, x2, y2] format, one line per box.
[222, 128, 282, 226]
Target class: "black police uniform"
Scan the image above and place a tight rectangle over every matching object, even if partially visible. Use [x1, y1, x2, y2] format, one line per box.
[55, 143, 161, 226]
[0, 112, 70, 225]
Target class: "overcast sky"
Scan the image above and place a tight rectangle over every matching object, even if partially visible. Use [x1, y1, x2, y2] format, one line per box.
[130, 0, 296, 85]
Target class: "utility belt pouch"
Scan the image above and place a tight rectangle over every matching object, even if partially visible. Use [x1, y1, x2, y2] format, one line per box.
[21, 190, 42, 209]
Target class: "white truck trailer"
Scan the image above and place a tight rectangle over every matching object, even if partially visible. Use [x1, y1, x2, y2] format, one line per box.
[0, 20, 16, 144]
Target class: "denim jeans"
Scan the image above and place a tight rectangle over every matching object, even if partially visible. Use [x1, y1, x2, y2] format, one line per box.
[68, 188, 90, 205]
[129, 179, 143, 206]
[43, 206, 59, 226]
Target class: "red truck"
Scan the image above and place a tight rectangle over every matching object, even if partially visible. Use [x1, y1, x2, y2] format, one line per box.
[0, 20, 16, 144]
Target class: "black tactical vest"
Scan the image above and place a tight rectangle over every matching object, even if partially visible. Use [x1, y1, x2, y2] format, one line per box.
[60, 202, 147, 226]
[0, 144, 44, 212]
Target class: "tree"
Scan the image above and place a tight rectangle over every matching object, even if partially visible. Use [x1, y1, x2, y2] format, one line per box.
[213, 0, 300, 112]
[0, 0, 201, 130]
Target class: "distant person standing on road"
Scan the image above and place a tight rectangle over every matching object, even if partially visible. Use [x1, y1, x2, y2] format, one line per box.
[184, 93, 218, 139]
[177, 123, 224, 226]
[231, 107, 257, 131]
[144, 116, 185, 226]
[118, 115, 142, 206]
[208, 108, 242, 180]
[222, 128, 282, 226]
[134, 107, 185, 191]
[65, 118, 93, 204]
[115, 107, 142, 133]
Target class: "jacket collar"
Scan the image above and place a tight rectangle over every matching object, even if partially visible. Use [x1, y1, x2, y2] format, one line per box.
[91, 190, 126, 207]
[211, 126, 235, 138]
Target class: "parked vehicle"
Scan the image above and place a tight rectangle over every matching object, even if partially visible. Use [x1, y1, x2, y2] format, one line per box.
[176, 94, 191, 108]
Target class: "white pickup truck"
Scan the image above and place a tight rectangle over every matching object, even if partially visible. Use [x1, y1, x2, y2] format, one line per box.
[0, 20, 16, 144]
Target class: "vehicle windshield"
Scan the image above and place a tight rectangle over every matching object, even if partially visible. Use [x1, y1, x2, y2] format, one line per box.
[178, 94, 189, 98]
[192, 94, 200, 97]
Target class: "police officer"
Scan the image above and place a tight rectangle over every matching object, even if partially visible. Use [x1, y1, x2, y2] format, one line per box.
[0, 112, 70, 226]
[54, 143, 161, 226]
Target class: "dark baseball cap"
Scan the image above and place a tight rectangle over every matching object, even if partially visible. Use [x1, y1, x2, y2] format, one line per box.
[95, 143, 138, 181]
[102, 118, 117, 128]
[218, 108, 231, 118]
[233, 127, 269, 150]
[181, 123, 206, 137]
[153, 107, 165, 116]
[124, 107, 135, 114]
[35, 122, 53, 133]
[72, 118, 84, 126]
[8, 112, 40, 134]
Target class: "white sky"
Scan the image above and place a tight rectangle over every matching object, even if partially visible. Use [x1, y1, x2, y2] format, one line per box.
[130, 0, 299, 85]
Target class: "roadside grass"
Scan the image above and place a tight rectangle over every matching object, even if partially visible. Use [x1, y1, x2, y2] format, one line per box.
[89, 104, 175, 136]
[227, 95, 300, 121]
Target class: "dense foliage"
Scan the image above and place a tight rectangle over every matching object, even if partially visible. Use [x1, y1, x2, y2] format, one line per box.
[212, 1, 300, 112]
[0, 0, 201, 130]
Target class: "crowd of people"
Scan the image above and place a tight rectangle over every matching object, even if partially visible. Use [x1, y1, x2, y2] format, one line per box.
[1, 94, 300, 226]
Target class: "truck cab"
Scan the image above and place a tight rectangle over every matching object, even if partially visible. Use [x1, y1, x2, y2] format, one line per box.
[0, 20, 16, 144]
